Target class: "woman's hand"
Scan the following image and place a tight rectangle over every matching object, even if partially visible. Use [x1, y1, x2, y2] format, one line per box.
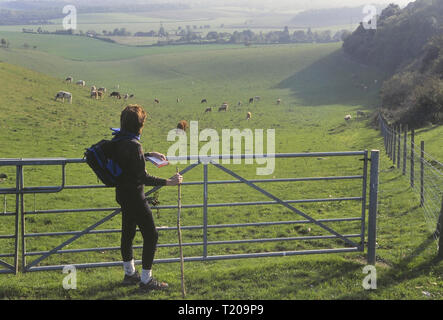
[166, 173, 183, 186]
[148, 152, 167, 161]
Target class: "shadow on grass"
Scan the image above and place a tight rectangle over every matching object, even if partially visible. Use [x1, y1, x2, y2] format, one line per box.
[275, 49, 385, 108]
[338, 234, 441, 299]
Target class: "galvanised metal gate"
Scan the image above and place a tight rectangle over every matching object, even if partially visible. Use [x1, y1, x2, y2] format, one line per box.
[0, 151, 380, 274]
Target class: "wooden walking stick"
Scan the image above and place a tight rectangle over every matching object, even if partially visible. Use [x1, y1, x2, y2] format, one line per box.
[177, 167, 186, 298]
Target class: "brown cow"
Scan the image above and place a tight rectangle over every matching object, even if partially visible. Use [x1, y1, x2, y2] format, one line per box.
[219, 103, 229, 112]
[176, 120, 188, 134]
[246, 112, 252, 120]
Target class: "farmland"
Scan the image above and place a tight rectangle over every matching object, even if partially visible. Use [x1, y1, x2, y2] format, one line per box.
[0, 26, 442, 300]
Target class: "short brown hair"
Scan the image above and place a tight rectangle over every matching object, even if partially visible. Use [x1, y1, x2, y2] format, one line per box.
[120, 105, 147, 135]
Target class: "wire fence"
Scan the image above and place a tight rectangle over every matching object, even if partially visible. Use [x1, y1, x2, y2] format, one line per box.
[378, 114, 443, 257]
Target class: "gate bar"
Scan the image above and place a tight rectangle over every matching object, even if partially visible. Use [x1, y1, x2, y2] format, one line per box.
[24, 162, 200, 271]
[211, 162, 360, 248]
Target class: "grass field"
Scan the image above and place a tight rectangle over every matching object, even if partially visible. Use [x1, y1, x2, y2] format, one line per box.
[0, 32, 442, 300]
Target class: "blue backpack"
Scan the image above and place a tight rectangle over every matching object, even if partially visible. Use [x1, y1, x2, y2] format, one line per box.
[84, 129, 140, 187]
[84, 140, 122, 187]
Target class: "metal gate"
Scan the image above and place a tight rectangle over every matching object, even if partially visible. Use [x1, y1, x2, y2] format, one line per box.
[0, 151, 379, 274]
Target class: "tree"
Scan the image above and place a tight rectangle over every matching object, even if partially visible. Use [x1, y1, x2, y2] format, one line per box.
[293, 30, 306, 43]
[279, 26, 290, 43]
[158, 25, 167, 37]
[206, 31, 219, 40]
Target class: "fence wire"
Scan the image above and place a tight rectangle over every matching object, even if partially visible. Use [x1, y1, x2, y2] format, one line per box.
[378, 115, 443, 248]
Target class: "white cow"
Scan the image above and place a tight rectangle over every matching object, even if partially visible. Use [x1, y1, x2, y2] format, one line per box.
[55, 91, 72, 104]
[76, 80, 86, 87]
[344, 114, 352, 121]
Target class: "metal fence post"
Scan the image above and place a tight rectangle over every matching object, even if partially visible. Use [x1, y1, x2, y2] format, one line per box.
[367, 150, 379, 265]
[360, 150, 369, 251]
[19, 165, 26, 272]
[392, 126, 397, 165]
[14, 165, 20, 274]
[420, 141, 425, 207]
[203, 163, 208, 259]
[397, 124, 401, 169]
[438, 195, 443, 259]
[403, 124, 407, 175]
[411, 129, 415, 188]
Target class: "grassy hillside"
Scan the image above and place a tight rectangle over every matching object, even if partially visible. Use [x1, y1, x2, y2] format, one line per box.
[0, 37, 442, 300]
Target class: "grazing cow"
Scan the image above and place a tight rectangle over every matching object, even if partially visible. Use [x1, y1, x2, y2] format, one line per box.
[177, 98, 181, 103]
[55, 91, 72, 104]
[246, 112, 252, 120]
[237, 101, 242, 107]
[154, 98, 160, 104]
[344, 114, 352, 121]
[201, 99, 207, 104]
[91, 90, 103, 100]
[177, 120, 188, 131]
[91, 86, 97, 93]
[176, 120, 188, 135]
[204, 107, 212, 113]
[65, 76, 73, 83]
[98, 87, 107, 93]
[249, 97, 254, 104]
[254, 96, 261, 102]
[110, 92, 121, 99]
[124, 94, 130, 100]
[356, 111, 366, 118]
[129, 94, 134, 99]
[219, 103, 229, 112]
[276, 98, 281, 105]
[76, 80, 86, 87]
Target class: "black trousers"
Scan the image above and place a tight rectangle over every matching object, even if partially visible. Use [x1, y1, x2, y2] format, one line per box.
[116, 186, 159, 270]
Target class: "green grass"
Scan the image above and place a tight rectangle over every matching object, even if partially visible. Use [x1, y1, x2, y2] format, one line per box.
[0, 36, 442, 300]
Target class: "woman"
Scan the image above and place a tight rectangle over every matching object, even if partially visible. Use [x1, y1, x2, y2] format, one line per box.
[112, 104, 182, 292]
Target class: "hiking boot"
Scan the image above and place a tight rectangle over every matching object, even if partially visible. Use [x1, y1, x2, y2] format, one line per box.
[139, 278, 169, 292]
[122, 270, 140, 285]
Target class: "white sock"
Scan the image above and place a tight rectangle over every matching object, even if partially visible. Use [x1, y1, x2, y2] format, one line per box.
[141, 269, 152, 284]
[123, 259, 135, 276]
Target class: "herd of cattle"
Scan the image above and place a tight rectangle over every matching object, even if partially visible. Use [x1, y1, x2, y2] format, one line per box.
[55, 77, 281, 121]
[57, 76, 136, 103]
[56, 76, 366, 124]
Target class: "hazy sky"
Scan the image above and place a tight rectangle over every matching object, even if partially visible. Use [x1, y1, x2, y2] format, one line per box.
[0, 0, 414, 8]
[133, 0, 413, 10]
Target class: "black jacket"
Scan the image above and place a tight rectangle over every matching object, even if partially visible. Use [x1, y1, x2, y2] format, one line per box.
[111, 138, 167, 189]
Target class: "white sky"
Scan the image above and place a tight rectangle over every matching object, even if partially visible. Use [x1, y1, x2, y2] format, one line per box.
[139, 0, 413, 10]
[0, 0, 414, 10]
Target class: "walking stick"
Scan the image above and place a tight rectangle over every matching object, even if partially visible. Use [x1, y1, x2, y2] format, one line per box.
[177, 167, 186, 298]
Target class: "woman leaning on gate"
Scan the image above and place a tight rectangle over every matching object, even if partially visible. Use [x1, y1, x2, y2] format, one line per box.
[111, 104, 182, 292]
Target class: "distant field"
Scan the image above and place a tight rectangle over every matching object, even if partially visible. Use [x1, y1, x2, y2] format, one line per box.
[0, 32, 441, 300]
[0, 8, 355, 47]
